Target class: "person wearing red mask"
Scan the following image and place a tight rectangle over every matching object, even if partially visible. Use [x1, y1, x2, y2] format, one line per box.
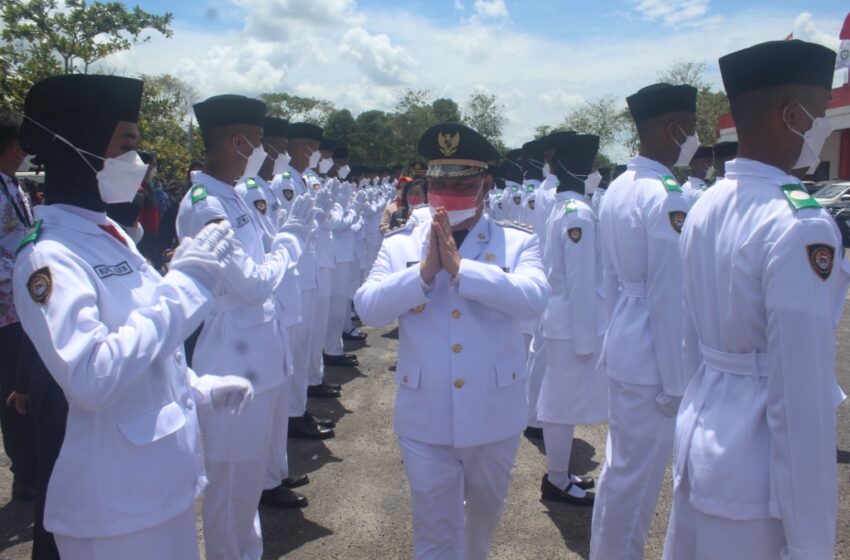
[355, 123, 550, 559]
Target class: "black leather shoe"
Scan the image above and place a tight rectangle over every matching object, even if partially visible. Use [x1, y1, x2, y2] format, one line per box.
[323, 353, 358, 367]
[289, 414, 335, 439]
[342, 329, 367, 341]
[282, 475, 310, 489]
[571, 474, 594, 490]
[307, 383, 341, 399]
[524, 426, 544, 440]
[540, 474, 594, 506]
[317, 382, 342, 392]
[260, 486, 308, 509]
[305, 411, 335, 428]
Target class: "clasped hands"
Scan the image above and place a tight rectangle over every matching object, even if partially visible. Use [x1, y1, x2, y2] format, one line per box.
[420, 208, 462, 284]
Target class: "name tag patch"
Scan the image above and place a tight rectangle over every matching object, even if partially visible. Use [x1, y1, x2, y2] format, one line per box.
[94, 261, 133, 279]
[235, 215, 250, 228]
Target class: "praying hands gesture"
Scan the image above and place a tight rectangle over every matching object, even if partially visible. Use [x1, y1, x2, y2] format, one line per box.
[420, 208, 461, 284]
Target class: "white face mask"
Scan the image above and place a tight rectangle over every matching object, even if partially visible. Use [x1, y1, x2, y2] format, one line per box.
[318, 157, 333, 174]
[704, 165, 715, 180]
[125, 223, 144, 244]
[584, 171, 602, 195]
[17, 154, 34, 172]
[337, 165, 351, 180]
[271, 150, 291, 175]
[21, 114, 146, 204]
[358, 178, 369, 188]
[786, 103, 833, 174]
[308, 149, 321, 170]
[372, 177, 380, 186]
[542, 163, 551, 177]
[236, 135, 267, 179]
[673, 125, 700, 168]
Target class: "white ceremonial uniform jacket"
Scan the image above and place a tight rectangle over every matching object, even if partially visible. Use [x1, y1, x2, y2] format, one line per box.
[598, 155, 689, 396]
[354, 214, 549, 448]
[674, 159, 848, 559]
[681, 176, 707, 208]
[541, 191, 606, 347]
[504, 182, 524, 222]
[176, 172, 296, 394]
[14, 204, 209, 538]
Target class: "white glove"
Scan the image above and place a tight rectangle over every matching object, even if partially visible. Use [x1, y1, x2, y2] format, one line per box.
[655, 392, 682, 417]
[278, 193, 315, 241]
[330, 181, 342, 202]
[352, 191, 367, 214]
[169, 221, 234, 290]
[209, 375, 254, 414]
[313, 188, 334, 223]
[341, 182, 354, 202]
[275, 207, 288, 229]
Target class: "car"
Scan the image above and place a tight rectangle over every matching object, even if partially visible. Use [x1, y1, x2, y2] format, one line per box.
[806, 180, 832, 195]
[821, 199, 850, 248]
[813, 181, 850, 205]
[15, 170, 45, 185]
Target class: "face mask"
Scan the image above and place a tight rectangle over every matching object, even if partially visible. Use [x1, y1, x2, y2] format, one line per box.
[673, 125, 700, 167]
[785, 103, 833, 174]
[542, 163, 551, 177]
[22, 114, 146, 204]
[704, 165, 715, 180]
[338, 165, 351, 180]
[17, 154, 34, 172]
[270, 147, 291, 175]
[308, 149, 321, 170]
[236, 135, 267, 179]
[318, 157, 333, 174]
[358, 178, 368, 188]
[372, 177, 380, 186]
[428, 189, 483, 226]
[407, 194, 423, 206]
[125, 223, 144, 244]
[584, 171, 602, 195]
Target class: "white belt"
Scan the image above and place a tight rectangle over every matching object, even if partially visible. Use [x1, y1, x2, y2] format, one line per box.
[620, 281, 646, 298]
[699, 344, 768, 377]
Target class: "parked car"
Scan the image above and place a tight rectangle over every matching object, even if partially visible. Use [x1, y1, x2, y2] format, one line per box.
[813, 181, 850, 205]
[806, 180, 832, 195]
[821, 199, 850, 248]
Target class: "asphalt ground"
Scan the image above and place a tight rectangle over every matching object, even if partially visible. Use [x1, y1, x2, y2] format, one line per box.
[1, 318, 849, 559]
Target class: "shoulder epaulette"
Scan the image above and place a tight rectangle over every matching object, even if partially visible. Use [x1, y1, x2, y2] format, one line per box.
[660, 175, 682, 193]
[246, 177, 259, 190]
[190, 184, 208, 205]
[16, 219, 43, 254]
[496, 219, 534, 233]
[780, 183, 821, 211]
[564, 199, 578, 213]
[281, 171, 292, 179]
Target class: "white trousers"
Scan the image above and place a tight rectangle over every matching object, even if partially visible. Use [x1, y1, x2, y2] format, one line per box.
[288, 288, 316, 417]
[525, 334, 546, 429]
[590, 379, 674, 560]
[398, 435, 521, 560]
[662, 470, 785, 560]
[542, 422, 575, 489]
[309, 292, 332, 386]
[55, 506, 198, 560]
[201, 387, 278, 560]
[265, 380, 291, 489]
[324, 293, 348, 356]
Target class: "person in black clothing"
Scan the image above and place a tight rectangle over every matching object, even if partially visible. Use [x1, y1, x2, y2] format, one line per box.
[388, 178, 427, 230]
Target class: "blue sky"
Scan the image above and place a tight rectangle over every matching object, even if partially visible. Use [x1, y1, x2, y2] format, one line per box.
[109, 1, 848, 153]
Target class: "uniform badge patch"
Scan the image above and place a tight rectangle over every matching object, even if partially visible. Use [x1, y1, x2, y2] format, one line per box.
[568, 227, 582, 243]
[438, 132, 460, 156]
[190, 184, 207, 205]
[283, 190, 294, 201]
[484, 252, 496, 262]
[94, 261, 133, 279]
[27, 267, 52, 304]
[254, 199, 267, 214]
[807, 244, 834, 280]
[661, 175, 682, 192]
[669, 211, 686, 233]
[246, 178, 259, 190]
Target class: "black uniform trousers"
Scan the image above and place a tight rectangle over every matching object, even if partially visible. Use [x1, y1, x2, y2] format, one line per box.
[0, 321, 37, 490]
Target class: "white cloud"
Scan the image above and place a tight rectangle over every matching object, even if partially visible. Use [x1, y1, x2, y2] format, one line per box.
[339, 28, 416, 86]
[453, 0, 465, 10]
[232, 0, 362, 40]
[472, 0, 509, 21]
[793, 12, 840, 50]
[634, 0, 709, 25]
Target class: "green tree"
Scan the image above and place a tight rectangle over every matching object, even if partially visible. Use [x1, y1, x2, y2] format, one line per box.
[462, 91, 506, 148]
[324, 109, 357, 147]
[561, 95, 630, 158]
[392, 88, 437, 166]
[0, 0, 173, 111]
[260, 92, 335, 125]
[431, 98, 461, 123]
[350, 110, 399, 166]
[137, 74, 201, 184]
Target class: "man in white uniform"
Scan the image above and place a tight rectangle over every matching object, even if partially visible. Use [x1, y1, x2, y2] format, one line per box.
[355, 123, 549, 560]
[681, 145, 714, 208]
[590, 82, 697, 560]
[15, 75, 253, 560]
[663, 40, 846, 560]
[176, 94, 310, 560]
[538, 134, 608, 507]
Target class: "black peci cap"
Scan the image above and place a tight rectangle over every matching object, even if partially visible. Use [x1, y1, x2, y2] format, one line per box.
[334, 146, 349, 159]
[720, 40, 836, 100]
[693, 145, 714, 160]
[193, 94, 266, 134]
[627, 83, 698, 123]
[21, 74, 144, 158]
[713, 141, 738, 161]
[418, 123, 499, 178]
[319, 138, 337, 152]
[552, 134, 600, 178]
[286, 122, 323, 141]
[541, 130, 576, 152]
[263, 117, 289, 138]
[410, 160, 427, 177]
